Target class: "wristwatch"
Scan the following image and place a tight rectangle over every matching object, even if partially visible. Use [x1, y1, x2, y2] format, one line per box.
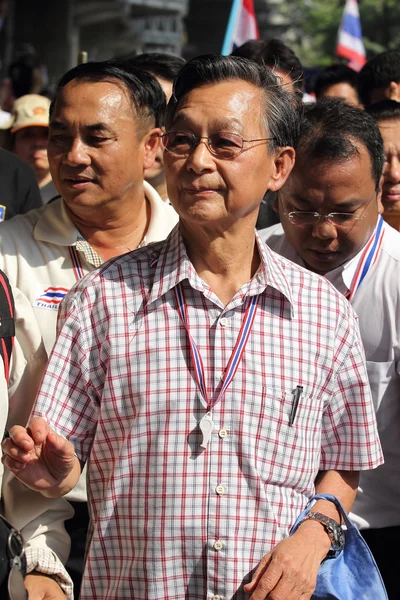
[302, 512, 345, 558]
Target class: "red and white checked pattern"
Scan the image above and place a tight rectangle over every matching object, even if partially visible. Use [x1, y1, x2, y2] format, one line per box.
[34, 226, 382, 600]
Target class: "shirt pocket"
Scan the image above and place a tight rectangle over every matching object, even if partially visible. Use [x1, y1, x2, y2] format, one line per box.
[241, 387, 323, 490]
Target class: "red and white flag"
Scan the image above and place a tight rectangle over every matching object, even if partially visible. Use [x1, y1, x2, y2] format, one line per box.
[222, 0, 259, 55]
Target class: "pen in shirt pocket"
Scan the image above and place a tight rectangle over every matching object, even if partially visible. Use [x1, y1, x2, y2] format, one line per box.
[289, 385, 303, 427]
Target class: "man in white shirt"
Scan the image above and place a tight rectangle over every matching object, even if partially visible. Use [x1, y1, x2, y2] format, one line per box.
[262, 97, 400, 598]
[0, 60, 178, 356]
[0, 59, 178, 598]
[0, 279, 71, 599]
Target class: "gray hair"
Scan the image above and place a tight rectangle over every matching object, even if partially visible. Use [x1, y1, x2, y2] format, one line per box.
[165, 54, 301, 151]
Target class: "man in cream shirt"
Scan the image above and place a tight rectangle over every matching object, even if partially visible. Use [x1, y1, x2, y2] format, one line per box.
[0, 63, 177, 355]
[1, 281, 72, 598]
[0, 178, 177, 354]
[0, 59, 177, 597]
[262, 98, 400, 599]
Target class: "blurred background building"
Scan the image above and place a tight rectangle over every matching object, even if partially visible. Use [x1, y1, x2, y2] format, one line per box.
[0, 0, 397, 109]
[1, 0, 188, 87]
[0, 0, 294, 95]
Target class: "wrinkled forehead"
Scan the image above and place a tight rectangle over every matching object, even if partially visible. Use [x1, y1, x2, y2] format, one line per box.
[170, 79, 265, 130]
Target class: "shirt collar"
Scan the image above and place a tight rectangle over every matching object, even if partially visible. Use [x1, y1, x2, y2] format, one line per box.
[147, 226, 294, 312]
[144, 181, 178, 243]
[34, 181, 171, 248]
[34, 197, 80, 246]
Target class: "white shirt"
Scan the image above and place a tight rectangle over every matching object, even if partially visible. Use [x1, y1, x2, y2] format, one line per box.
[0, 286, 74, 598]
[1, 286, 47, 473]
[0, 181, 178, 355]
[262, 220, 400, 529]
[0, 183, 178, 495]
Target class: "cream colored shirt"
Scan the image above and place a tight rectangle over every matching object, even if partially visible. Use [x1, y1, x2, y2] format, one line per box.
[0, 181, 178, 354]
[0, 285, 74, 598]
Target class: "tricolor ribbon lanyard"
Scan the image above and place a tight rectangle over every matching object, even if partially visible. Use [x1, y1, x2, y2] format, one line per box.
[345, 215, 385, 302]
[174, 283, 259, 449]
[68, 246, 85, 281]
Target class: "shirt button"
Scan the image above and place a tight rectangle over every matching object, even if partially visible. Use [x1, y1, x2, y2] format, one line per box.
[220, 317, 228, 326]
[213, 595, 220, 600]
[215, 485, 225, 495]
[213, 540, 224, 551]
[218, 428, 227, 438]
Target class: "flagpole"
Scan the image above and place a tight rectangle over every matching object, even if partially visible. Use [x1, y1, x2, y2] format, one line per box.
[221, 0, 241, 55]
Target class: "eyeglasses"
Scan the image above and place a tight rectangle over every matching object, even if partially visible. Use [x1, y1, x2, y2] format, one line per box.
[283, 194, 375, 228]
[161, 130, 275, 160]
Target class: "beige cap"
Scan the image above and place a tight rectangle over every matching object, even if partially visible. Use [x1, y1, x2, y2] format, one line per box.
[0, 94, 51, 132]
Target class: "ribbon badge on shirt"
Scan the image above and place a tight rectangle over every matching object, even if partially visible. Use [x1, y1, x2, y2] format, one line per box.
[345, 216, 385, 302]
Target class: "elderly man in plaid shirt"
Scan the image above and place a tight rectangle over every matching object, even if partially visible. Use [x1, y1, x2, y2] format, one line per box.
[3, 55, 383, 600]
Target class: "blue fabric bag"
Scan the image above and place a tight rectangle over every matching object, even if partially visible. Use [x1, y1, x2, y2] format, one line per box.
[289, 493, 388, 600]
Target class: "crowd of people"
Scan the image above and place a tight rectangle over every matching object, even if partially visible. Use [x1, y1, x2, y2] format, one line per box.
[0, 35, 398, 600]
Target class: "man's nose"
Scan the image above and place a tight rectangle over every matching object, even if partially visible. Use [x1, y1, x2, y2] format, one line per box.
[385, 156, 400, 184]
[186, 139, 215, 173]
[63, 138, 90, 166]
[311, 217, 338, 239]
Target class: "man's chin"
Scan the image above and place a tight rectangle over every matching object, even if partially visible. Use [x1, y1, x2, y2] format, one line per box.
[302, 250, 344, 275]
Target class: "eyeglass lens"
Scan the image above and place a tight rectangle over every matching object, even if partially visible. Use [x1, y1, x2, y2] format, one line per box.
[163, 131, 244, 158]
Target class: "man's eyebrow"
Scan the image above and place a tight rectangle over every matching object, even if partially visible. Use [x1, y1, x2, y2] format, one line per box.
[331, 200, 366, 210]
[85, 123, 114, 133]
[49, 120, 67, 130]
[288, 194, 312, 207]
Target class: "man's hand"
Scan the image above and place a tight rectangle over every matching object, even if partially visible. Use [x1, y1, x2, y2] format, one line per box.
[243, 520, 331, 600]
[24, 572, 68, 600]
[2, 417, 80, 498]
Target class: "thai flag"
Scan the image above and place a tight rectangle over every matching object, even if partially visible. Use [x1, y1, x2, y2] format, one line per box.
[34, 287, 69, 310]
[221, 0, 259, 55]
[336, 0, 366, 71]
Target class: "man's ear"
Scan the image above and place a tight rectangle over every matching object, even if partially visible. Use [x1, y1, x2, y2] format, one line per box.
[142, 128, 162, 171]
[377, 175, 384, 214]
[388, 81, 400, 102]
[267, 147, 296, 193]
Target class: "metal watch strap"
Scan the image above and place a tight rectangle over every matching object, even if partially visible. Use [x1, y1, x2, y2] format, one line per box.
[302, 511, 344, 558]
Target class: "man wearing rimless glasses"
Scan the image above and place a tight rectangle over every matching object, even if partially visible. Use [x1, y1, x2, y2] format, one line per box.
[263, 98, 400, 598]
[3, 58, 382, 600]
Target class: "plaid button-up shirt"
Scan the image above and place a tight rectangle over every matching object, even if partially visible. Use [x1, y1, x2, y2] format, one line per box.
[34, 225, 382, 600]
